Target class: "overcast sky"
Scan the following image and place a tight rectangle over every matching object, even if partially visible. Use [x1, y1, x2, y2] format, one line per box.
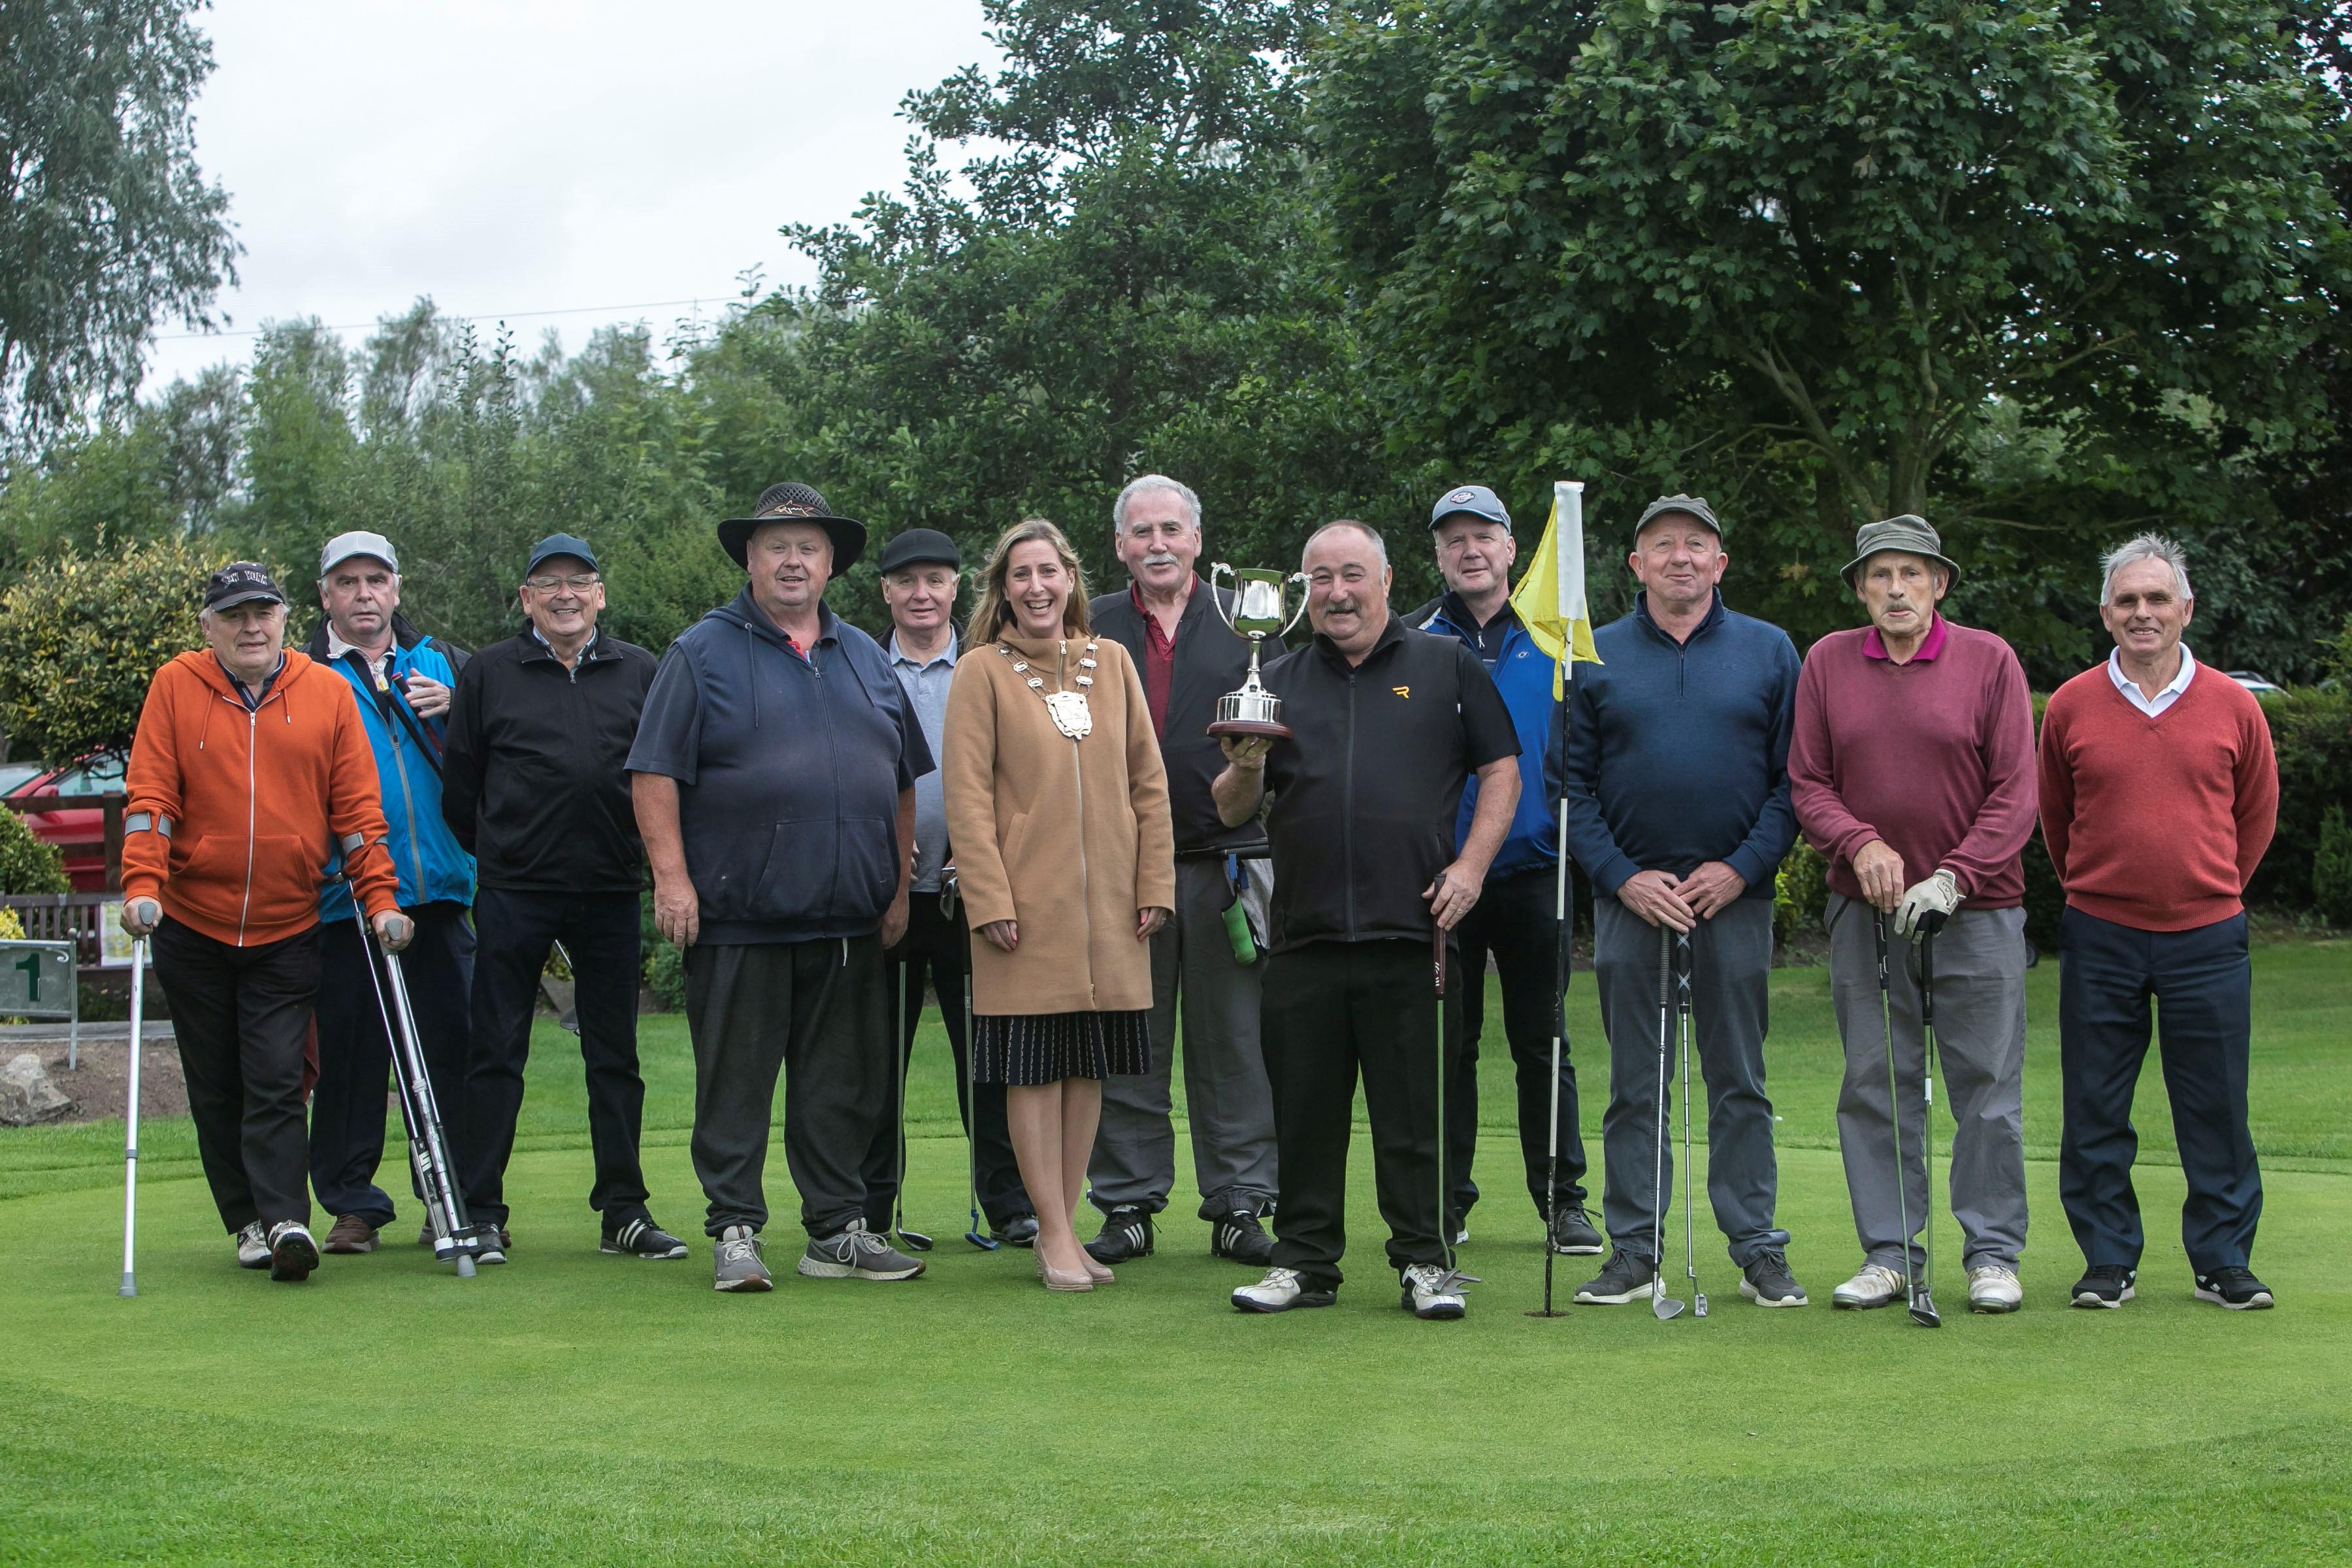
[143, 1, 1000, 389]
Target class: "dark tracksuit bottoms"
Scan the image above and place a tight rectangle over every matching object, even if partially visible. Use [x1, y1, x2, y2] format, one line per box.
[309, 902, 474, 1228]
[151, 917, 322, 1232]
[687, 934, 888, 1240]
[1445, 864, 1587, 1226]
[458, 887, 652, 1229]
[1264, 938, 1462, 1290]
[860, 895, 1030, 1232]
[1593, 894, 1788, 1268]
[2058, 907, 2262, 1273]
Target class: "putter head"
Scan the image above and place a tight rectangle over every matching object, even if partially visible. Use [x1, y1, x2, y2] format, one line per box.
[896, 1228, 936, 1252]
[558, 1005, 581, 1036]
[1693, 1290, 1708, 1318]
[1908, 1288, 1942, 1328]
[963, 1230, 1002, 1252]
[1652, 1281, 1687, 1320]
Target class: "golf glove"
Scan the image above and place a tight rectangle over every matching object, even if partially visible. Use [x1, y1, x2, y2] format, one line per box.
[1893, 868, 1961, 939]
[120, 898, 161, 937]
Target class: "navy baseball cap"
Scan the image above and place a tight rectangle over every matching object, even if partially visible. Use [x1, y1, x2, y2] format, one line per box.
[203, 562, 286, 612]
[525, 533, 600, 578]
[877, 529, 961, 574]
[1429, 483, 1511, 531]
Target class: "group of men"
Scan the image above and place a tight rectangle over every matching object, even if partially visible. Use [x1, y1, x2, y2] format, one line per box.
[119, 474, 2280, 1320]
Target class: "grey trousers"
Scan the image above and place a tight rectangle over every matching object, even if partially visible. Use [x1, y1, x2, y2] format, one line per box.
[1594, 895, 1788, 1267]
[1827, 894, 2028, 1272]
[1088, 855, 1279, 1220]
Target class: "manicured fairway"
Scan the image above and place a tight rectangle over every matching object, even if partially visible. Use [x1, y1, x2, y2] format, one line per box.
[4, 941, 2345, 1564]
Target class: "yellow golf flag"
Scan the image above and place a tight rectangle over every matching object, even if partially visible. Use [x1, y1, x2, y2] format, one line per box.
[1509, 479, 1602, 696]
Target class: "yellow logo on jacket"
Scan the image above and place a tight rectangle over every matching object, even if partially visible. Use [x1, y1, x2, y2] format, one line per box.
[1392, 685, 1410, 698]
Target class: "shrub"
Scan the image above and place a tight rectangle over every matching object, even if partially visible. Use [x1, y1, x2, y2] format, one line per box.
[0, 533, 242, 765]
[2315, 806, 2352, 929]
[0, 806, 69, 896]
[2249, 687, 2352, 913]
[1775, 840, 1829, 945]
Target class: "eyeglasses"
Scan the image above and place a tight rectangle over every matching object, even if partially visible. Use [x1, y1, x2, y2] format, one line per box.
[524, 574, 602, 592]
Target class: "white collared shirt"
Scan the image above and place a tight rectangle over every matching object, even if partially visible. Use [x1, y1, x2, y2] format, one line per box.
[2108, 642, 2196, 717]
[325, 625, 392, 687]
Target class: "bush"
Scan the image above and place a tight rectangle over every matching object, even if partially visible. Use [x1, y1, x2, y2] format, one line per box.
[0, 533, 242, 765]
[2248, 687, 2352, 913]
[1775, 841, 1829, 945]
[0, 806, 69, 895]
[640, 895, 684, 1012]
[2315, 806, 2352, 929]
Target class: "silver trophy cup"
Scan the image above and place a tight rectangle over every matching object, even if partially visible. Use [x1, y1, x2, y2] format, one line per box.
[1205, 563, 1309, 738]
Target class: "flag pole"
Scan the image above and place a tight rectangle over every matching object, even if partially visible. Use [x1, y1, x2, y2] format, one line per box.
[1531, 479, 1584, 1320]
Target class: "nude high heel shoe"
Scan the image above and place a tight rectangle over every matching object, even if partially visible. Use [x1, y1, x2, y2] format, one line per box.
[1079, 1252, 1114, 1284]
[1037, 1254, 1093, 1292]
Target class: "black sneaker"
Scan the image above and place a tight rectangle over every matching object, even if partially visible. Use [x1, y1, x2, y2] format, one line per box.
[2070, 1263, 2136, 1309]
[1547, 1203, 1605, 1256]
[1573, 1248, 1656, 1305]
[992, 1215, 1039, 1248]
[1085, 1205, 1154, 1264]
[473, 1223, 512, 1266]
[601, 1216, 689, 1260]
[2193, 1266, 2274, 1311]
[1738, 1249, 1808, 1308]
[1211, 1206, 1275, 1266]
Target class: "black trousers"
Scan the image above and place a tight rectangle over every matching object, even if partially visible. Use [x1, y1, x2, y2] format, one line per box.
[309, 903, 474, 1227]
[860, 896, 1031, 1232]
[1262, 939, 1462, 1289]
[1445, 866, 1587, 1224]
[457, 887, 651, 1229]
[2058, 907, 2262, 1273]
[150, 917, 321, 1233]
[685, 935, 887, 1239]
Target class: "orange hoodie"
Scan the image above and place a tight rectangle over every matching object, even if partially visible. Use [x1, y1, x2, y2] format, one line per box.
[122, 649, 400, 947]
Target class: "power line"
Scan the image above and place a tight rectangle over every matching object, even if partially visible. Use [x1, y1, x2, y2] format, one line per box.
[152, 295, 733, 342]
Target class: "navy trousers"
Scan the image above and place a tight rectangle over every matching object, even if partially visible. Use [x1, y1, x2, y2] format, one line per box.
[2057, 907, 2262, 1274]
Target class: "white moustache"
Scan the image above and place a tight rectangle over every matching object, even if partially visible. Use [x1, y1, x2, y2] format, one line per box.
[1142, 553, 1180, 568]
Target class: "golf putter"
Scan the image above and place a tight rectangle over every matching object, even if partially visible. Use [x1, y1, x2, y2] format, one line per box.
[1873, 911, 1918, 1316]
[952, 879, 1001, 1252]
[1431, 922, 1479, 1295]
[1909, 909, 1948, 1328]
[1676, 932, 1706, 1318]
[890, 960, 933, 1252]
[1650, 924, 1685, 1321]
[549, 939, 581, 1036]
[118, 935, 147, 1298]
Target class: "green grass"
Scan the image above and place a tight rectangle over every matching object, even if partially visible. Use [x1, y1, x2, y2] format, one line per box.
[3, 939, 2346, 1564]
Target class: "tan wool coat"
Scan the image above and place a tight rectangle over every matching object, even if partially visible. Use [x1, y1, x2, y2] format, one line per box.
[943, 631, 1176, 1017]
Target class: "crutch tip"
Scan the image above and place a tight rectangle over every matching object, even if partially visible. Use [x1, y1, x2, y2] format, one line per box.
[118, 1274, 137, 1297]
[455, 1254, 477, 1278]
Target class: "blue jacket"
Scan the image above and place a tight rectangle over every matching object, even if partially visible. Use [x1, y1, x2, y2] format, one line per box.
[625, 590, 932, 945]
[1417, 598, 1559, 877]
[1561, 591, 1799, 902]
[312, 626, 476, 921]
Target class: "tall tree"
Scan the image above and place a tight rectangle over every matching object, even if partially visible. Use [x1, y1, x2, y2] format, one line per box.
[0, 0, 239, 444]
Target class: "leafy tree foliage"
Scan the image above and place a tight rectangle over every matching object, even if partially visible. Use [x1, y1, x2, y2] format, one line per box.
[0, 0, 238, 444]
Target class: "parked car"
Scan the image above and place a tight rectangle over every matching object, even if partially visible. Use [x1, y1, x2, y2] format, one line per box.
[2226, 670, 2281, 694]
[2, 751, 127, 891]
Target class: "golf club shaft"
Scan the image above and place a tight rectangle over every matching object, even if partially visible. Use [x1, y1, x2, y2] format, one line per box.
[120, 936, 146, 1297]
[1434, 921, 1450, 1272]
[1676, 932, 1701, 1311]
[1652, 924, 1673, 1305]
[958, 908, 998, 1250]
[1919, 921, 1941, 1305]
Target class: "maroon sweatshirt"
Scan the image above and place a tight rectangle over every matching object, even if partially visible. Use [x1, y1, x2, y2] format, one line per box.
[1789, 615, 2038, 908]
[2038, 661, 2278, 932]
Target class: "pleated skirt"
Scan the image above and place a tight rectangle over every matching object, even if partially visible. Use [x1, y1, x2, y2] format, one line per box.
[972, 1009, 1151, 1086]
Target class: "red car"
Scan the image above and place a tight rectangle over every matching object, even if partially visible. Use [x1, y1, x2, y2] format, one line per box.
[2, 751, 124, 891]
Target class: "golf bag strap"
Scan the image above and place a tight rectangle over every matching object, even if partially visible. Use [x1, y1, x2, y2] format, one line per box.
[125, 812, 172, 838]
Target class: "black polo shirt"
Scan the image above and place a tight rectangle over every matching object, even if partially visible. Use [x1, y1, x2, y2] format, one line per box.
[1258, 616, 1518, 953]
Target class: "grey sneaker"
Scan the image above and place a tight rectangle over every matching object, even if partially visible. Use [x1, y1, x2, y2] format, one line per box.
[713, 1225, 772, 1293]
[1573, 1249, 1656, 1305]
[1739, 1249, 1808, 1307]
[235, 1220, 270, 1269]
[798, 1218, 926, 1281]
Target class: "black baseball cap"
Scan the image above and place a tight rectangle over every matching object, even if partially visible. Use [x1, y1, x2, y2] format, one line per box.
[525, 532, 600, 578]
[877, 529, 961, 574]
[203, 562, 287, 612]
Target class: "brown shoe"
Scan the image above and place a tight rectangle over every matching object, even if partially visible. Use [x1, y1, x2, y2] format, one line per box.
[321, 1215, 379, 1254]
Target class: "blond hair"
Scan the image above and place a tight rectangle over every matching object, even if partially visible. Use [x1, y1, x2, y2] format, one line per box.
[964, 517, 1093, 647]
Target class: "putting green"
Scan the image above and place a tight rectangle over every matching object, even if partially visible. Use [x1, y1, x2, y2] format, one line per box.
[3, 941, 2345, 1564]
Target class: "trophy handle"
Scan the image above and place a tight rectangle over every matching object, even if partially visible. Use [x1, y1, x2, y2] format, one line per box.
[1279, 572, 1311, 639]
[1207, 563, 1241, 632]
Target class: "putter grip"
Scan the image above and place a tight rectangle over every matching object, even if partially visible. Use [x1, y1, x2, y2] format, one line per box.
[1433, 924, 1447, 996]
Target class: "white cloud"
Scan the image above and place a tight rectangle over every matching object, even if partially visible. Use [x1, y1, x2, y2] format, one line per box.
[145, 0, 998, 387]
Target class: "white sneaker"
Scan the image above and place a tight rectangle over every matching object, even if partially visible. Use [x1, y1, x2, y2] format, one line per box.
[1967, 1264, 2023, 1314]
[1832, 1262, 1904, 1309]
[1232, 1266, 1336, 1313]
[1400, 1263, 1471, 1320]
[234, 1220, 270, 1269]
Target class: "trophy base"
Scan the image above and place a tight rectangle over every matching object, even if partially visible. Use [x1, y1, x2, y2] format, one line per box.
[1207, 718, 1292, 740]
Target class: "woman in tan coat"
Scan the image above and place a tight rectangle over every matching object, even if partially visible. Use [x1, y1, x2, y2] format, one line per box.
[944, 518, 1175, 1291]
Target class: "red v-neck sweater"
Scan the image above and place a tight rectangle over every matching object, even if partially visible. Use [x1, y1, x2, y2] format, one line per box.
[2037, 664, 2278, 932]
